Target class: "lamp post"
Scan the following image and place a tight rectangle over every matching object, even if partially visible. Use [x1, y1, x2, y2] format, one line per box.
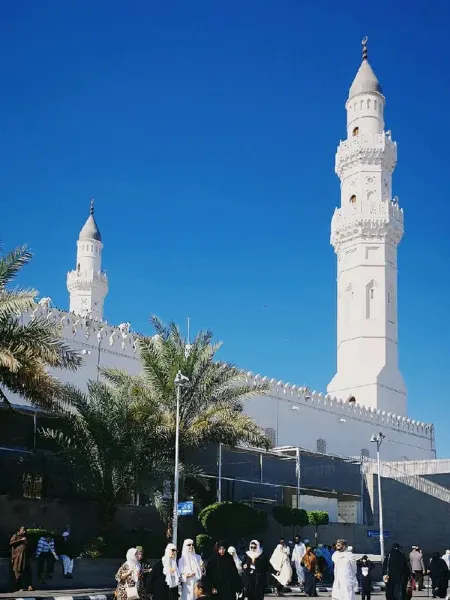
[370, 431, 386, 561]
[173, 370, 189, 548]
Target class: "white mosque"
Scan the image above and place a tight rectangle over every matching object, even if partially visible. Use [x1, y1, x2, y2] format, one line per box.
[11, 40, 435, 463]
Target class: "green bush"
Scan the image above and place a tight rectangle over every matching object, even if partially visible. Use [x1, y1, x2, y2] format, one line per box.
[307, 510, 329, 545]
[199, 502, 267, 541]
[272, 506, 309, 538]
[80, 529, 166, 559]
[196, 534, 213, 558]
[80, 536, 106, 559]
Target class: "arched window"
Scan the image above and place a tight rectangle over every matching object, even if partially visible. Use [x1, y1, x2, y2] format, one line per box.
[316, 438, 327, 454]
[352, 127, 359, 137]
[374, 100, 378, 111]
[367, 99, 371, 109]
[361, 448, 370, 459]
[348, 395, 356, 404]
[350, 194, 357, 204]
[265, 427, 276, 447]
[77, 263, 80, 272]
[366, 280, 378, 319]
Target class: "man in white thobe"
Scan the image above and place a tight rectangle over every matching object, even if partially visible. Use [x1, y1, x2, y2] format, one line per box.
[332, 539, 357, 600]
[292, 535, 306, 590]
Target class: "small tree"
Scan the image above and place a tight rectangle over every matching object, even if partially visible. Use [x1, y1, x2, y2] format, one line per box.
[199, 501, 267, 541]
[308, 510, 329, 545]
[272, 506, 309, 539]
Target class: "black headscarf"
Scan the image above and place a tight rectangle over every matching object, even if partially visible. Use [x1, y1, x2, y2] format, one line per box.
[207, 543, 241, 592]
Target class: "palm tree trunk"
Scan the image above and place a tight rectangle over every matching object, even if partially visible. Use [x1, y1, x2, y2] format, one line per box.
[98, 497, 118, 533]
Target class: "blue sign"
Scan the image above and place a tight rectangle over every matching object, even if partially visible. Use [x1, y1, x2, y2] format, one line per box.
[177, 501, 194, 516]
[367, 530, 391, 539]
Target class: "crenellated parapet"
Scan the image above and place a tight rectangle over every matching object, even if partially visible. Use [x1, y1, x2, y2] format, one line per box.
[242, 371, 434, 439]
[27, 300, 142, 359]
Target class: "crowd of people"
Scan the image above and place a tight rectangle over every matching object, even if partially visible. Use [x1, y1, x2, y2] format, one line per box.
[8, 524, 450, 600]
[9, 525, 76, 591]
[114, 537, 366, 600]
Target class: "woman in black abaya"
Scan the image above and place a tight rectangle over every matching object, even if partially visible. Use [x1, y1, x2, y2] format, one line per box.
[382, 543, 411, 600]
[207, 542, 242, 600]
[242, 540, 270, 600]
[429, 552, 449, 598]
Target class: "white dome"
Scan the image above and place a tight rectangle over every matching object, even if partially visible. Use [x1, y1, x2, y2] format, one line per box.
[79, 200, 102, 242]
[348, 59, 383, 99]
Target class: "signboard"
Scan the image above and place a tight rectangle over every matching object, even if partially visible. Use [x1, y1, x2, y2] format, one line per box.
[177, 501, 194, 516]
[338, 500, 359, 524]
[367, 530, 391, 539]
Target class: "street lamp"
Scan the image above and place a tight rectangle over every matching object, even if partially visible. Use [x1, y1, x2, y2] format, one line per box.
[173, 370, 189, 548]
[370, 431, 386, 561]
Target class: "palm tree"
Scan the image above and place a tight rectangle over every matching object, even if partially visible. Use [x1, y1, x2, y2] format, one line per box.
[103, 316, 272, 534]
[39, 379, 168, 529]
[0, 245, 81, 411]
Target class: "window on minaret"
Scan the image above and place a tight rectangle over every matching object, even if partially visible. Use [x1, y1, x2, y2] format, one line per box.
[366, 280, 377, 319]
[352, 127, 359, 137]
[350, 194, 356, 204]
[388, 287, 396, 324]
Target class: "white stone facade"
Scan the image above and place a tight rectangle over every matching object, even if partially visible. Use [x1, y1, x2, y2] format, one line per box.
[7, 42, 436, 463]
[327, 43, 407, 416]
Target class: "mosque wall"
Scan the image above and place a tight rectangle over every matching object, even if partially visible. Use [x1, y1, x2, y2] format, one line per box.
[9, 303, 434, 463]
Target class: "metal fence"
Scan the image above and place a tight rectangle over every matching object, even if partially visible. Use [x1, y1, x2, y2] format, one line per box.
[186, 445, 362, 505]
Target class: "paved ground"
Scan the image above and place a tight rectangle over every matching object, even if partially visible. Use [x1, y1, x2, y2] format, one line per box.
[0, 586, 436, 600]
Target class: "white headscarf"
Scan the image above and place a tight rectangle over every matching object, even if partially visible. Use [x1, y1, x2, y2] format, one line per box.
[179, 539, 203, 582]
[162, 543, 180, 588]
[126, 548, 141, 583]
[270, 544, 287, 572]
[246, 540, 262, 560]
[228, 547, 242, 574]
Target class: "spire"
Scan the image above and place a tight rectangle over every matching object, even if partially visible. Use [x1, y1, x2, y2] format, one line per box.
[79, 199, 102, 242]
[348, 36, 383, 99]
[362, 36, 368, 61]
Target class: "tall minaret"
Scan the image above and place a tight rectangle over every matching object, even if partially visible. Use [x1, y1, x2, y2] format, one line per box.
[67, 200, 108, 320]
[327, 38, 406, 416]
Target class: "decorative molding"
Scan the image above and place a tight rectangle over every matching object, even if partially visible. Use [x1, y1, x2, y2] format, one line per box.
[331, 209, 404, 252]
[335, 133, 397, 177]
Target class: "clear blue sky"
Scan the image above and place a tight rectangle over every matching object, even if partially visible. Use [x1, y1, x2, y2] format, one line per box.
[1, 1, 449, 455]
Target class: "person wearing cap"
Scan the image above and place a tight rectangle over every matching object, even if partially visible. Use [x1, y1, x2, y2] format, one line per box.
[136, 545, 152, 590]
[60, 529, 75, 579]
[331, 539, 356, 600]
[409, 545, 425, 591]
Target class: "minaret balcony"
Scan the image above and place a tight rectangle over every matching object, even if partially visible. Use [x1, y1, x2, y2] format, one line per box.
[335, 132, 397, 176]
[67, 270, 108, 290]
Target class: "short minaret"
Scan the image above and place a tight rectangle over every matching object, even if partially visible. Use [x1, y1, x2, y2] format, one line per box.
[327, 38, 407, 416]
[67, 200, 108, 320]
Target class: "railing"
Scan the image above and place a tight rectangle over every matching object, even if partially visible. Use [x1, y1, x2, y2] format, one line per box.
[363, 458, 450, 503]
